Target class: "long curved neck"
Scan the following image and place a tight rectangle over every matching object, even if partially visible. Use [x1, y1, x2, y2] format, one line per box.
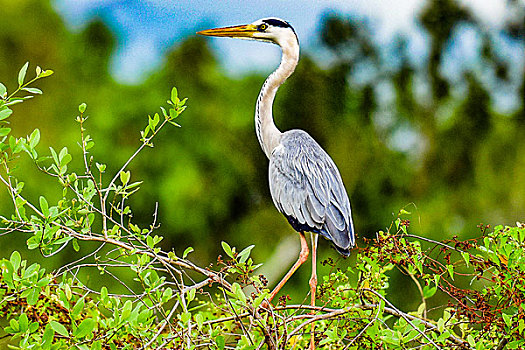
[255, 38, 299, 158]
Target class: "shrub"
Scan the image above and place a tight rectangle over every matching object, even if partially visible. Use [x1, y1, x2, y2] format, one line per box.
[0, 63, 523, 349]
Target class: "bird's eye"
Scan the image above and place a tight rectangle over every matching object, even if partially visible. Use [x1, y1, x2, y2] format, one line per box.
[258, 24, 268, 32]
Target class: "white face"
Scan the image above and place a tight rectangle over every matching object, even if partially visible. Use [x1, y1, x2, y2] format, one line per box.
[250, 18, 298, 47]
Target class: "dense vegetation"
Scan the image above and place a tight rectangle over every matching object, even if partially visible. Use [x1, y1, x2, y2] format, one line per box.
[0, 69, 523, 348]
[0, 0, 524, 348]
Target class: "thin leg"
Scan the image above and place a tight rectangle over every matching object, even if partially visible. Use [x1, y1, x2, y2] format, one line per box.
[309, 233, 318, 350]
[268, 232, 309, 302]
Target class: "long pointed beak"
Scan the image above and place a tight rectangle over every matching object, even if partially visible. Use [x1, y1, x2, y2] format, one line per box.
[197, 24, 257, 38]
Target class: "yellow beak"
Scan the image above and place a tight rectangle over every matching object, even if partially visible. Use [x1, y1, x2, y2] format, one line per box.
[197, 24, 257, 38]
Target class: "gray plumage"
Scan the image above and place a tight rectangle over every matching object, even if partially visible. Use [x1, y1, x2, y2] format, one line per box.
[269, 130, 355, 256]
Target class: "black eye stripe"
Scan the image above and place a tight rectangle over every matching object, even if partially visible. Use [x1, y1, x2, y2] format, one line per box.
[263, 18, 291, 28]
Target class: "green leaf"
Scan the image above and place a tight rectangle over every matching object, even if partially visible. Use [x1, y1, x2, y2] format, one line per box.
[18, 62, 29, 86]
[39, 196, 49, 217]
[182, 246, 194, 259]
[253, 291, 268, 309]
[467, 334, 476, 347]
[26, 287, 40, 305]
[446, 264, 454, 281]
[37, 276, 51, 287]
[22, 87, 42, 94]
[215, 335, 225, 350]
[39, 70, 54, 78]
[0, 82, 6, 96]
[9, 318, 19, 332]
[194, 313, 204, 330]
[0, 108, 12, 121]
[0, 127, 11, 137]
[18, 313, 28, 332]
[42, 324, 55, 349]
[232, 282, 246, 305]
[49, 320, 68, 337]
[49, 147, 59, 165]
[29, 129, 40, 149]
[72, 297, 85, 318]
[60, 153, 72, 167]
[461, 252, 470, 267]
[91, 341, 102, 350]
[100, 286, 109, 304]
[181, 312, 191, 323]
[238, 244, 254, 263]
[423, 285, 437, 298]
[120, 170, 130, 185]
[73, 318, 95, 338]
[502, 313, 512, 328]
[78, 103, 87, 113]
[10, 251, 21, 271]
[221, 241, 233, 258]
[171, 87, 178, 103]
[121, 300, 132, 321]
[72, 239, 80, 252]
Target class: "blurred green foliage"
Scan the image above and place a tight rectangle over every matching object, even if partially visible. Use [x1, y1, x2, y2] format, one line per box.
[0, 0, 524, 308]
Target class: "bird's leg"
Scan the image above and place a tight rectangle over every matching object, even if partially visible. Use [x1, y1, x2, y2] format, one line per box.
[309, 233, 318, 350]
[268, 232, 309, 302]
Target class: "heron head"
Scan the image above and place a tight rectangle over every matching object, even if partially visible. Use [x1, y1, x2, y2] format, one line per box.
[197, 18, 298, 47]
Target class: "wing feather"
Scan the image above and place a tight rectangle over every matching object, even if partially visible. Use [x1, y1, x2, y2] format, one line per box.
[269, 130, 355, 254]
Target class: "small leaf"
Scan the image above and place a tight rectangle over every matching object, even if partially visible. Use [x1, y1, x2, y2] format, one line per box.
[37, 276, 51, 287]
[221, 241, 233, 258]
[232, 282, 246, 305]
[72, 297, 85, 318]
[120, 170, 130, 185]
[10, 251, 21, 271]
[72, 239, 80, 252]
[60, 153, 72, 167]
[238, 244, 254, 263]
[100, 286, 108, 304]
[39, 70, 54, 78]
[91, 341, 102, 350]
[22, 87, 42, 94]
[423, 285, 436, 298]
[0, 127, 12, 137]
[0, 108, 12, 121]
[461, 252, 470, 267]
[29, 129, 40, 149]
[182, 246, 194, 259]
[42, 324, 55, 349]
[502, 313, 512, 328]
[446, 264, 454, 281]
[121, 300, 133, 321]
[26, 287, 40, 305]
[18, 313, 28, 332]
[73, 318, 95, 338]
[171, 87, 178, 103]
[18, 62, 29, 86]
[39, 196, 49, 217]
[467, 334, 475, 347]
[0, 82, 6, 96]
[253, 291, 268, 309]
[195, 313, 204, 330]
[78, 103, 87, 113]
[49, 320, 68, 337]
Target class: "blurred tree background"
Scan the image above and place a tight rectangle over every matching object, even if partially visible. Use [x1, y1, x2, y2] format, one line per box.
[0, 0, 524, 309]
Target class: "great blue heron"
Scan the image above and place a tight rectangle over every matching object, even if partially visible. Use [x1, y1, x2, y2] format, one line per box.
[198, 17, 355, 311]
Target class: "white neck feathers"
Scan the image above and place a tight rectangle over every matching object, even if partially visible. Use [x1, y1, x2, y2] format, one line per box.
[255, 36, 300, 158]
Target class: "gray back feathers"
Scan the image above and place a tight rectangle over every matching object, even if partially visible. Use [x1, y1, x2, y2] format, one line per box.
[269, 130, 355, 254]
